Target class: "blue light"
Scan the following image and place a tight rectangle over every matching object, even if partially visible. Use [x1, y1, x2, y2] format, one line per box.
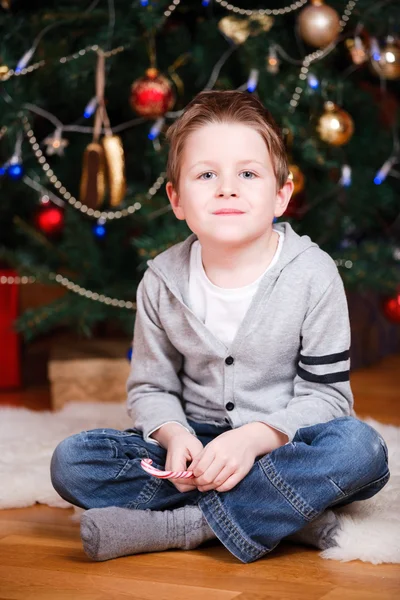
[83, 97, 97, 119]
[93, 224, 106, 237]
[247, 83, 257, 92]
[373, 51, 381, 61]
[140, 0, 149, 6]
[374, 175, 383, 185]
[148, 130, 157, 140]
[7, 163, 24, 180]
[0, 166, 6, 176]
[307, 74, 319, 89]
[127, 347, 133, 362]
[202, 0, 211, 5]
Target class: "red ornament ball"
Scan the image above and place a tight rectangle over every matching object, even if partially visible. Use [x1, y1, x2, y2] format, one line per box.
[382, 291, 400, 324]
[130, 67, 175, 118]
[35, 205, 64, 235]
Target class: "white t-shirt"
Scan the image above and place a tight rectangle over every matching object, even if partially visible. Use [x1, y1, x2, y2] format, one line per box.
[188, 229, 285, 347]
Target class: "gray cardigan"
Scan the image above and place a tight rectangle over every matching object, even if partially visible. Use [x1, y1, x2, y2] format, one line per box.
[126, 222, 354, 445]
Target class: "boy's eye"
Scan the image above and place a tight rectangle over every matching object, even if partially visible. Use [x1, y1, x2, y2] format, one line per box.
[198, 171, 256, 180]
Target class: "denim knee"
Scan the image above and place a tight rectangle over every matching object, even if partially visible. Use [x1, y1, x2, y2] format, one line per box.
[332, 417, 389, 481]
[50, 432, 86, 503]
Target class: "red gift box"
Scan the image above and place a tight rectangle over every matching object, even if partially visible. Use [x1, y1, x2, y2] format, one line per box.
[0, 269, 21, 389]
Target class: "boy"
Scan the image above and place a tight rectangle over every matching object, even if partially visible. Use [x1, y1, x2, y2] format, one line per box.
[51, 90, 390, 563]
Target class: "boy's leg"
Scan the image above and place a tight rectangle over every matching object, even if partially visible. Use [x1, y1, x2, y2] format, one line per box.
[197, 416, 390, 564]
[50, 419, 232, 511]
[50, 426, 199, 511]
[50, 420, 226, 560]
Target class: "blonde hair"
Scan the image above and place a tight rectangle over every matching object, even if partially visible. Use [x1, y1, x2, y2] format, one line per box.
[165, 90, 289, 193]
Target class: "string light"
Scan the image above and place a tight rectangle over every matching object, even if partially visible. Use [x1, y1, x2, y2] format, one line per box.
[22, 115, 167, 222]
[213, 0, 308, 16]
[0, 272, 136, 309]
[340, 164, 352, 187]
[4, 133, 24, 180]
[1, 2, 182, 82]
[351, 35, 367, 64]
[15, 48, 36, 74]
[148, 117, 165, 140]
[370, 37, 381, 61]
[93, 219, 107, 237]
[83, 96, 98, 119]
[374, 156, 397, 185]
[307, 72, 319, 89]
[288, 0, 359, 114]
[266, 46, 279, 74]
[246, 68, 259, 92]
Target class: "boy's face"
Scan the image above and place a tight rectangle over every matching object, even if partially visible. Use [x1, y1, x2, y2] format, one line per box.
[166, 123, 293, 248]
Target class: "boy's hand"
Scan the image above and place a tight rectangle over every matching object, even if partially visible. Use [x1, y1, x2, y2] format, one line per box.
[187, 428, 260, 493]
[188, 423, 288, 493]
[165, 431, 204, 493]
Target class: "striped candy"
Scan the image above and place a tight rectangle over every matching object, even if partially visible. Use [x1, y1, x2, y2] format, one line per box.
[140, 458, 194, 479]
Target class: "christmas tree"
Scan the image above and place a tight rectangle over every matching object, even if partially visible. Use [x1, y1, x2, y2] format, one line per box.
[1, 0, 399, 342]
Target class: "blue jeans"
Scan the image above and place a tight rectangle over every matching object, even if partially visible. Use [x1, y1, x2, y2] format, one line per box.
[50, 416, 390, 563]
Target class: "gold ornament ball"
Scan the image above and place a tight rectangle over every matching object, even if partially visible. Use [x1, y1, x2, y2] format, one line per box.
[288, 165, 305, 196]
[317, 102, 354, 146]
[297, 0, 341, 48]
[370, 42, 400, 80]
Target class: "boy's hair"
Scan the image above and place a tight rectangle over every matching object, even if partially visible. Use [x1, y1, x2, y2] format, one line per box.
[165, 90, 289, 193]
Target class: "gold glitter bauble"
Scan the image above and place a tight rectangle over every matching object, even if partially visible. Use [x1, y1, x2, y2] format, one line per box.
[297, 0, 341, 48]
[288, 164, 305, 195]
[218, 13, 273, 45]
[370, 42, 400, 80]
[317, 101, 354, 146]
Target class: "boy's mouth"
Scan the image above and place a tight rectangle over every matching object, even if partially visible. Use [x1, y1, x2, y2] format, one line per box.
[213, 209, 245, 215]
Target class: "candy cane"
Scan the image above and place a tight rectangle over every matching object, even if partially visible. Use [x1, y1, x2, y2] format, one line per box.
[140, 458, 194, 479]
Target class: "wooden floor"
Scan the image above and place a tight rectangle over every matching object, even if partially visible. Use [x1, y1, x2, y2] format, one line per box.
[1, 354, 400, 599]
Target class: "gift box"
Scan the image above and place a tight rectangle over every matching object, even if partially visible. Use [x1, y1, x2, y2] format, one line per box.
[48, 338, 132, 410]
[0, 269, 22, 389]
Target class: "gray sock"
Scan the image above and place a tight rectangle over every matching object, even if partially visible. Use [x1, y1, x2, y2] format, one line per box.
[80, 504, 216, 561]
[285, 509, 340, 550]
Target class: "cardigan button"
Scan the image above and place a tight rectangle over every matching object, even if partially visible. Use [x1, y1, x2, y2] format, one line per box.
[226, 402, 235, 411]
[225, 356, 234, 365]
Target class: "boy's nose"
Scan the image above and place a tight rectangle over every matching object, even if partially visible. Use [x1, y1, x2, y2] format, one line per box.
[217, 182, 239, 197]
[217, 190, 238, 197]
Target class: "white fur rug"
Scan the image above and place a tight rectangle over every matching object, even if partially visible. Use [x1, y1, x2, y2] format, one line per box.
[0, 402, 399, 564]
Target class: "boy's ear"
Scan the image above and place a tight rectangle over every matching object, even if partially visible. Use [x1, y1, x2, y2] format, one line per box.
[274, 178, 294, 218]
[166, 181, 185, 221]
